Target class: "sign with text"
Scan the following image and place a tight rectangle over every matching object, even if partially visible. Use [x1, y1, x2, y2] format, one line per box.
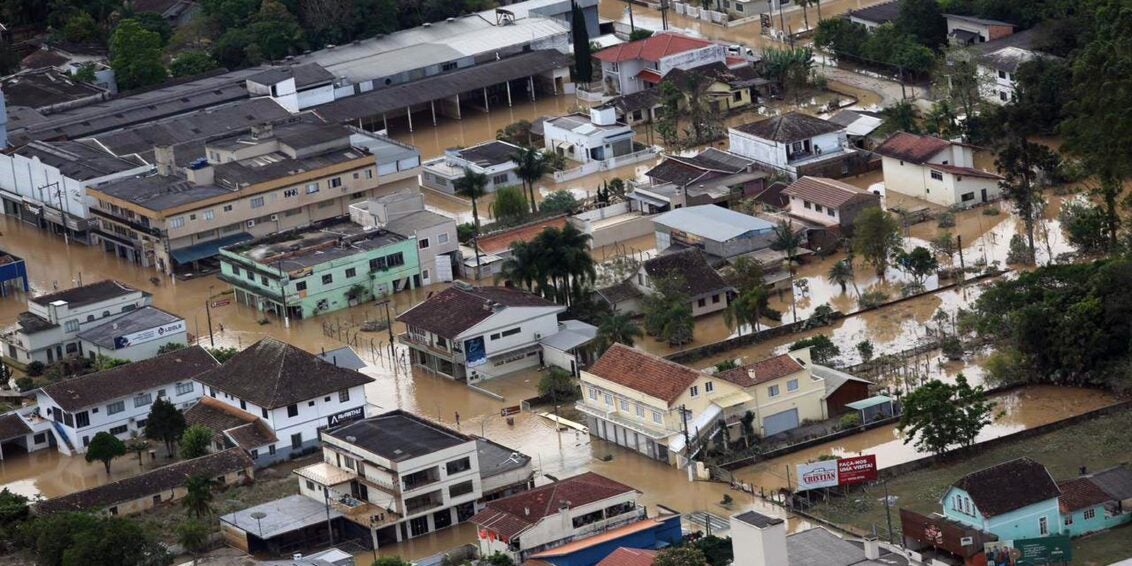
[796, 455, 879, 491]
[113, 319, 186, 349]
[984, 536, 1071, 565]
[326, 406, 365, 427]
[500, 406, 521, 417]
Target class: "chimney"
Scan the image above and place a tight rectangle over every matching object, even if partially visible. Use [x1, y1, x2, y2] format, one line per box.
[523, 507, 530, 517]
[186, 165, 214, 186]
[729, 512, 787, 566]
[154, 145, 176, 176]
[1080, 466, 1088, 476]
[863, 537, 880, 560]
[251, 123, 274, 140]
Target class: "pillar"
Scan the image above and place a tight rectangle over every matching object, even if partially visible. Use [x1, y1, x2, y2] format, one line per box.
[431, 100, 437, 126]
[529, 76, 536, 101]
[370, 525, 379, 552]
[406, 106, 413, 132]
[455, 93, 462, 119]
[505, 80, 512, 107]
[483, 87, 490, 112]
[382, 113, 388, 133]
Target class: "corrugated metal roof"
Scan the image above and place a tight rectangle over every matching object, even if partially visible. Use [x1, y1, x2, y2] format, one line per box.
[653, 204, 774, 242]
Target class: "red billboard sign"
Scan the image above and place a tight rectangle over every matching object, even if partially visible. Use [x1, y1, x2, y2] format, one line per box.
[837, 455, 878, 485]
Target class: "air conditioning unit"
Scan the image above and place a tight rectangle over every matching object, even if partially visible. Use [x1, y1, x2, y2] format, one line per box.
[270, 214, 279, 221]
[246, 219, 256, 227]
[533, 332, 542, 339]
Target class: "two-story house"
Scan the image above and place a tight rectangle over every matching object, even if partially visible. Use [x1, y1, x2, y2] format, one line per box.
[592, 33, 727, 96]
[86, 119, 421, 274]
[293, 410, 532, 549]
[543, 107, 641, 165]
[349, 188, 460, 286]
[874, 132, 1003, 207]
[728, 112, 859, 180]
[977, 46, 1054, 105]
[782, 176, 881, 232]
[191, 337, 373, 463]
[1057, 465, 1132, 537]
[941, 458, 1062, 541]
[714, 349, 828, 437]
[634, 248, 734, 318]
[35, 345, 216, 454]
[472, 472, 644, 563]
[218, 218, 420, 321]
[420, 141, 524, 195]
[396, 283, 567, 382]
[1, 280, 152, 367]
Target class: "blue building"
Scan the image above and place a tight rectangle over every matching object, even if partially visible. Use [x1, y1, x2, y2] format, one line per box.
[0, 248, 29, 298]
[941, 458, 1062, 541]
[1057, 465, 1132, 537]
[528, 514, 681, 566]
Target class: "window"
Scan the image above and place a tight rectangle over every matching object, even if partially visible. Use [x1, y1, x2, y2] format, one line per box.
[250, 196, 265, 209]
[827, 208, 836, 217]
[33, 433, 46, 445]
[170, 216, 185, 229]
[492, 174, 508, 185]
[447, 457, 472, 475]
[450, 480, 475, 497]
[953, 495, 961, 511]
[787, 379, 799, 392]
[75, 411, 90, 428]
[438, 233, 449, 244]
[64, 319, 80, 332]
[268, 444, 276, 455]
[322, 274, 333, 285]
[1064, 515, 1074, 526]
[291, 433, 303, 450]
[589, 387, 598, 400]
[176, 382, 194, 395]
[260, 276, 269, 286]
[134, 393, 153, 407]
[712, 294, 720, 304]
[109, 506, 118, 515]
[296, 281, 307, 291]
[768, 385, 780, 397]
[705, 381, 714, 393]
[733, 91, 742, 102]
[636, 405, 644, 417]
[308, 400, 315, 407]
[930, 170, 944, 181]
[999, 91, 1008, 102]
[190, 213, 197, 221]
[961, 192, 975, 202]
[329, 177, 342, 189]
[1084, 509, 1096, 520]
[619, 398, 629, 410]
[689, 385, 699, 397]
[306, 182, 320, 194]
[735, 2, 743, 10]
[287, 404, 299, 417]
[107, 401, 125, 415]
[109, 425, 128, 435]
[250, 449, 259, 459]
[1039, 516, 1048, 536]
[803, 200, 812, 209]
[339, 390, 350, 403]
[345, 268, 357, 278]
[697, 298, 706, 307]
[651, 411, 663, 424]
[604, 394, 613, 406]
[136, 419, 147, 428]
[441, 61, 458, 71]
[223, 204, 233, 212]
[240, 400, 247, 410]
[998, 70, 1007, 79]
[490, 327, 521, 341]
[203, 209, 215, 221]
[419, 238, 430, 249]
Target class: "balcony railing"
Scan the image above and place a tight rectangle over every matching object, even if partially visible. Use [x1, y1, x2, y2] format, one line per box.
[397, 333, 464, 362]
[404, 497, 444, 516]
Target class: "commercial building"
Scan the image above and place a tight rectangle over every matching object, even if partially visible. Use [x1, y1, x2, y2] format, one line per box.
[293, 411, 532, 548]
[651, 205, 777, 259]
[591, 33, 727, 96]
[728, 112, 861, 180]
[35, 345, 216, 455]
[218, 219, 420, 321]
[0, 249, 29, 298]
[471, 472, 647, 563]
[0, 68, 108, 114]
[350, 189, 460, 286]
[874, 132, 1003, 207]
[76, 305, 187, 362]
[420, 141, 524, 195]
[191, 338, 373, 464]
[1, 280, 152, 367]
[87, 119, 421, 274]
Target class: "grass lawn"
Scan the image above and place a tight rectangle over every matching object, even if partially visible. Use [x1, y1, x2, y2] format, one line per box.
[807, 409, 1132, 562]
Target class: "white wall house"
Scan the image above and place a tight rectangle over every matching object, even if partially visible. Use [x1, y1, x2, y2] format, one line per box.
[35, 346, 216, 454]
[728, 112, 854, 180]
[874, 132, 1004, 207]
[419, 140, 524, 195]
[543, 107, 637, 165]
[977, 47, 1050, 105]
[192, 338, 373, 465]
[350, 189, 460, 286]
[0, 280, 152, 367]
[592, 32, 727, 96]
[76, 306, 187, 363]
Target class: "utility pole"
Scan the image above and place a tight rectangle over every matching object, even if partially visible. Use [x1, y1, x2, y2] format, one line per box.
[276, 258, 290, 328]
[323, 484, 336, 545]
[378, 298, 395, 356]
[205, 284, 215, 347]
[883, 480, 895, 544]
[659, 0, 669, 30]
[626, 0, 635, 32]
[956, 234, 965, 288]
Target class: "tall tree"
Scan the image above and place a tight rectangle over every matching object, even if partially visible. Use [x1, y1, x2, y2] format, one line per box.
[570, 2, 592, 83]
[826, 260, 855, 295]
[85, 432, 127, 475]
[179, 425, 214, 460]
[515, 146, 550, 214]
[898, 374, 995, 455]
[145, 398, 187, 457]
[852, 208, 904, 276]
[596, 312, 643, 351]
[771, 220, 804, 322]
[642, 274, 694, 346]
[655, 546, 710, 566]
[724, 286, 771, 335]
[995, 138, 1059, 262]
[182, 475, 216, 518]
[109, 19, 167, 91]
[895, 246, 939, 286]
[896, 0, 946, 48]
[454, 168, 488, 271]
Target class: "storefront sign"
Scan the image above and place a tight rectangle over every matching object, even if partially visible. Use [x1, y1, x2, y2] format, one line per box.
[326, 406, 365, 427]
[796, 455, 878, 490]
[113, 319, 186, 349]
[796, 460, 839, 490]
[500, 405, 521, 417]
[984, 536, 1072, 566]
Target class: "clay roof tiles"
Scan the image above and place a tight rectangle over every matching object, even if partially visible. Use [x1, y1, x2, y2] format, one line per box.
[593, 33, 714, 64]
[586, 343, 705, 405]
[716, 353, 805, 387]
[1057, 477, 1113, 513]
[782, 176, 879, 210]
[471, 472, 638, 540]
[873, 132, 952, 164]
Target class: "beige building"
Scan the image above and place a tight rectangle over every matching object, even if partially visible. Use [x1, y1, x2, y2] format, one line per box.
[87, 119, 421, 275]
[576, 344, 829, 466]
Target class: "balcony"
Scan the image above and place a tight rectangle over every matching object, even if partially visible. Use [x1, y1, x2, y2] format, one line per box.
[572, 506, 648, 538]
[397, 332, 464, 363]
[404, 491, 444, 516]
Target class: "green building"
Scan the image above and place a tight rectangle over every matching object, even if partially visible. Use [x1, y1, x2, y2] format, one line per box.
[218, 219, 420, 320]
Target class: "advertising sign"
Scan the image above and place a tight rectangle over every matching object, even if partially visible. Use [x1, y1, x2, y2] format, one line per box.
[984, 536, 1071, 566]
[113, 319, 186, 349]
[500, 406, 522, 417]
[465, 336, 487, 367]
[326, 406, 365, 427]
[796, 460, 839, 490]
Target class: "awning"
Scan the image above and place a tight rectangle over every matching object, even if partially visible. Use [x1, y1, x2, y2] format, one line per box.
[711, 391, 753, 408]
[170, 232, 253, 264]
[628, 190, 671, 208]
[846, 395, 894, 411]
[637, 69, 662, 84]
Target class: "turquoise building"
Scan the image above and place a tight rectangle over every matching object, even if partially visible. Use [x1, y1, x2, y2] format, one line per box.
[219, 219, 420, 320]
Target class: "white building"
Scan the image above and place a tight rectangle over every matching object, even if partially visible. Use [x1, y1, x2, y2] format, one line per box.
[350, 188, 460, 286]
[191, 337, 373, 464]
[293, 411, 533, 548]
[543, 107, 637, 164]
[396, 283, 567, 382]
[730, 510, 891, 566]
[874, 132, 1003, 207]
[592, 32, 727, 96]
[945, 13, 1015, 46]
[728, 112, 857, 180]
[244, 64, 336, 113]
[977, 46, 1052, 104]
[34, 346, 216, 454]
[781, 176, 881, 230]
[471, 472, 643, 563]
[1, 280, 152, 367]
[420, 141, 524, 195]
[76, 306, 187, 363]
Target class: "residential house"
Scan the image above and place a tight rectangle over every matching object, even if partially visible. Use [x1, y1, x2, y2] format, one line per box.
[350, 188, 460, 286]
[539, 320, 599, 376]
[945, 14, 1015, 46]
[0, 411, 52, 459]
[34, 448, 253, 516]
[293, 410, 532, 548]
[1, 280, 152, 367]
[19, 44, 115, 92]
[941, 457, 1062, 541]
[714, 349, 828, 437]
[874, 132, 1003, 207]
[651, 205, 777, 259]
[609, 89, 662, 126]
[543, 107, 639, 165]
[471, 472, 649, 563]
[1057, 465, 1132, 536]
[597, 548, 658, 566]
[522, 514, 680, 566]
[846, 0, 902, 30]
[728, 112, 859, 180]
[782, 176, 881, 231]
[731, 511, 907, 566]
[87, 119, 421, 274]
[708, 0, 788, 20]
[663, 62, 767, 113]
[466, 217, 568, 280]
[592, 32, 727, 96]
[35, 345, 216, 454]
[630, 149, 766, 213]
[191, 337, 373, 464]
[634, 248, 734, 318]
[811, 365, 873, 417]
[184, 396, 279, 468]
[218, 218, 420, 321]
[977, 46, 1055, 105]
[828, 109, 885, 149]
[420, 140, 524, 195]
[76, 305, 187, 362]
[396, 283, 568, 382]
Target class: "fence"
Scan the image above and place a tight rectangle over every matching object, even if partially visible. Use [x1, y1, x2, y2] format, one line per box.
[551, 147, 659, 183]
[672, 2, 729, 24]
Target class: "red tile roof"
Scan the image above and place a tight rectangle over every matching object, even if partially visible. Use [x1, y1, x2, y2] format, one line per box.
[397, 285, 558, 338]
[587, 343, 705, 405]
[1058, 477, 1113, 513]
[782, 176, 879, 210]
[928, 163, 1004, 180]
[594, 33, 714, 64]
[874, 132, 952, 163]
[533, 521, 661, 559]
[717, 353, 805, 387]
[597, 548, 658, 566]
[476, 217, 568, 255]
[471, 472, 638, 541]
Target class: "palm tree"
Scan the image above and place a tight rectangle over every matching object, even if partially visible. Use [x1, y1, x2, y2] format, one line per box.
[798, 0, 812, 30]
[771, 219, 805, 322]
[597, 312, 642, 351]
[826, 260, 854, 295]
[499, 241, 543, 293]
[724, 287, 770, 335]
[515, 146, 550, 214]
[454, 168, 488, 271]
[815, 0, 822, 21]
[182, 475, 215, 518]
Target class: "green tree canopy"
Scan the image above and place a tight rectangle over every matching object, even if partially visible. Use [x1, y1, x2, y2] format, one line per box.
[179, 425, 214, 460]
[109, 19, 167, 91]
[540, 190, 579, 215]
[85, 432, 126, 475]
[898, 374, 995, 455]
[655, 546, 710, 566]
[169, 50, 219, 78]
[791, 334, 840, 365]
[490, 186, 529, 224]
[596, 311, 643, 352]
[852, 208, 904, 276]
[183, 475, 216, 518]
[570, 1, 592, 82]
[24, 512, 172, 566]
[145, 397, 187, 457]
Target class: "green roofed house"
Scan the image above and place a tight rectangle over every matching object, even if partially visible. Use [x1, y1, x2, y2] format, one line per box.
[219, 218, 419, 320]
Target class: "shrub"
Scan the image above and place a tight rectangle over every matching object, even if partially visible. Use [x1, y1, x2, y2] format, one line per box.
[858, 290, 889, 309]
[936, 211, 956, 228]
[15, 377, 34, 392]
[25, 361, 44, 377]
[714, 359, 738, 372]
[982, 206, 1001, 216]
[457, 222, 477, 243]
[941, 335, 964, 360]
[839, 412, 861, 429]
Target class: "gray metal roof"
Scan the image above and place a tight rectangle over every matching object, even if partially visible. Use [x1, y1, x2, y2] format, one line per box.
[787, 528, 908, 566]
[733, 510, 783, 528]
[312, 50, 571, 122]
[317, 346, 368, 371]
[1089, 466, 1132, 501]
[14, 140, 146, 181]
[476, 438, 532, 479]
[246, 63, 335, 88]
[326, 411, 472, 462]
[0, 68, 106, 110]
[653, 205, 774, 242]
[386, 210, 455, 236]
[96, 174, 234, 211]
[220, 495, 343, 540]
[539, 320, 597, 351]
[76, 306, 183, 348]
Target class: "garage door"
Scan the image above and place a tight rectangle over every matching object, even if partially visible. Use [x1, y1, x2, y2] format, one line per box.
[763, 408, 799, 436]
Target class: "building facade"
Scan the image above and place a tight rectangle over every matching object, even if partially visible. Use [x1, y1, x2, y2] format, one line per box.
[543, 107, 638, 164]
[728, 112, 856, 180]
[75, 306, 187, 362]
[782, 176, 881, 230]
[350, 189, 460, 286]
[420, 141, 524, 195]
[874, 132, 1003, 207]
[592, 33, 727, 96]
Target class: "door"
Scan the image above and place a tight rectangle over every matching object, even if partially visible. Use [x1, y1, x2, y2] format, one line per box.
[980, 188, 988, 202]
[763, 408, 800, 436]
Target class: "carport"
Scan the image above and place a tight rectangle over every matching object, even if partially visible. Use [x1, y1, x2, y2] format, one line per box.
[0, 413, 32, 460]
[845, 395, 896, 424]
